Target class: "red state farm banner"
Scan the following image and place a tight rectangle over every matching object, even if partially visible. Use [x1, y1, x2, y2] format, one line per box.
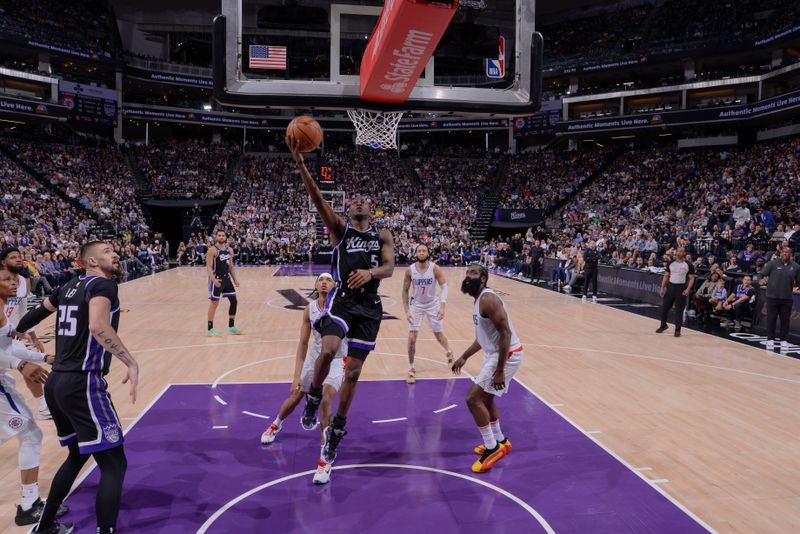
[359, 0, 459, 104]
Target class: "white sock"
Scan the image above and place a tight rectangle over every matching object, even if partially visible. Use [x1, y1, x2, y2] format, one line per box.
[409, 365, 415, 371]
[36, 396, 48, 412]
[490, 419, 505, 442]
[21, 482, 39, 511]
[273, 417, 283, 427]
[479, 424, 497, 450]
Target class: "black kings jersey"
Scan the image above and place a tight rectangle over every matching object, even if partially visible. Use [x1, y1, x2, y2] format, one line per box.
[332, 223, 383, 297]
[47, 275, 121, 374]
[213, 246, 232, 278]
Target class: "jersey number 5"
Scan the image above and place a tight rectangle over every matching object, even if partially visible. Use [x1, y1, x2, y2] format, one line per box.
[370, 254, 379, 268]
[58, 305, 78, 337]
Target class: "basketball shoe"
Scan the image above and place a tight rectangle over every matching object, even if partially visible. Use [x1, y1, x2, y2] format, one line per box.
[471, 444, 505, 473]
[260, 423, 281, 444]
[301, 392, 321, 430]
[312, 459, 333, 485]
[206, 328, 221, 337]
[228, 327, 243, 335]
[473, 438, 512, 456]
[321, 425, 347, 463]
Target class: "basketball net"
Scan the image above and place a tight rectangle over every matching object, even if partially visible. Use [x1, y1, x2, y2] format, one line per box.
[347, 109, 404, 150]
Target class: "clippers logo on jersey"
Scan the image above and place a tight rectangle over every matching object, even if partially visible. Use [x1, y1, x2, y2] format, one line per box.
[413, 278, 434, 288]
[344, 236, 381, 254]
[8, 416, 24, 430]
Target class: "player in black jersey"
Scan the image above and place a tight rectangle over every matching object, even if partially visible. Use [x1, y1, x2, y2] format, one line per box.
[206, 229, 242, 337]
[288, 137, 395, 481]
[16, 241, 140, 534]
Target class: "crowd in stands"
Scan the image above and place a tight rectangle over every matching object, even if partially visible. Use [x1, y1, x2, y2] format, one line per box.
[0, 0, 114, 57]
[1, 150, 166, 291]
[4, 141, 149, 235]
[479, 137, 800, 328]
[500, 150, 606, 211]
[541, 0, 800, 72]
[131, 140, 240, 199]
[218, 155, 316, 264]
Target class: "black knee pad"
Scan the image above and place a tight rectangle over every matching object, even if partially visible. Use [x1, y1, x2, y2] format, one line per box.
[227, 295, 238, 315]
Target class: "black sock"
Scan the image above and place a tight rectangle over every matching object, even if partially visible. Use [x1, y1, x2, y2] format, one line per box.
[208, 321, 213, 330]
[332, 414, 347, 429]
[308, 385, 323, 401]
[229, 317, 235, 328]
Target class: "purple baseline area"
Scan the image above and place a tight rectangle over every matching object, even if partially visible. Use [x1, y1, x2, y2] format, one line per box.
[62, 379, 710, 533]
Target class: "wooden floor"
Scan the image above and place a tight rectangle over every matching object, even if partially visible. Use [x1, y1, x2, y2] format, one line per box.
[2, 266, 799, 533]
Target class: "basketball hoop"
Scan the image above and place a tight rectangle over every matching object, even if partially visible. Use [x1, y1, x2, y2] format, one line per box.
[347, 109, 405, 150]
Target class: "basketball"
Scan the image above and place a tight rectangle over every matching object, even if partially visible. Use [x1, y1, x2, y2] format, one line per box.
[286, 115, 323, 152]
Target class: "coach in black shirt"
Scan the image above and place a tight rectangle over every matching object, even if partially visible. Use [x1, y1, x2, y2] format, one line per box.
[759, 246, 800, 349]
[582, 241, 599, 301]
[657, 248, 696, 337]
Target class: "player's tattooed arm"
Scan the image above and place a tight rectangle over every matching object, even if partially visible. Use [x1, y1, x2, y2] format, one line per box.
[90, 296, 139, 403]
[402, 268, 412, 321]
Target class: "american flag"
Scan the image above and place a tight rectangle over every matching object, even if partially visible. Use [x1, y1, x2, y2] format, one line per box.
[249, 45, 287, 69]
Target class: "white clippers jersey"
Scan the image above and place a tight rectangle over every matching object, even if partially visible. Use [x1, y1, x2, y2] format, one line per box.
[2, 275, 27, 324]
[410, 262, 437, 307]
[308, 300, 347, 359]
[473, 289, 521, 355]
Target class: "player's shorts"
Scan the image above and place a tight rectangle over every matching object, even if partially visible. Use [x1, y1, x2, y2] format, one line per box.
[315, 289, 382, 361]
[45, 371, 123, 454]
[474, 346, 524, 397]
[300, 352, 346, 392]
[0, 374, 35, 443]
[208, 275, 236, 300]
[408, 299, 443, 333]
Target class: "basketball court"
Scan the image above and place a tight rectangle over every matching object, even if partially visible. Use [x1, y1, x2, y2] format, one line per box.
[2, 266, 799, 533]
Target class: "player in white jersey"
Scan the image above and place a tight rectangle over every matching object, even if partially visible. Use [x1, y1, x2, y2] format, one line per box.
[260, 273, 346, 484]
[402, 244, 453, 384]
[0, 265, 69, 527]
[1, 247, 50, 420]
[452, 263, 524, 474]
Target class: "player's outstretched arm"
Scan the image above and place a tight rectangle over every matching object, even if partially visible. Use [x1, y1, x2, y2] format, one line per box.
[286, 137, 345, 243]
[89, 296, 139, 404]
[291, 306, 312, 392]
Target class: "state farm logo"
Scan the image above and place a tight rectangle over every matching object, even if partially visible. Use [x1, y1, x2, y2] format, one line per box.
[379, 30, 434, 94]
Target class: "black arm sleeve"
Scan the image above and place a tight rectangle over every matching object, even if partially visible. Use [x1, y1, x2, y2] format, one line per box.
[16, 305, 55, 333]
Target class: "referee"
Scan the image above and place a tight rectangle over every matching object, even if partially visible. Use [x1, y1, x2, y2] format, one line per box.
[657, 248, 696, 337]
[582, 241, 599, 302]
[758, 245, 800, 350]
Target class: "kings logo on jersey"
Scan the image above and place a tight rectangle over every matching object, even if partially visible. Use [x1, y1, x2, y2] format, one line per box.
[344, 236, 381, 254]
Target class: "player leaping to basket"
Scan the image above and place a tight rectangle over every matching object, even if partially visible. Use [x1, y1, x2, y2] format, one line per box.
[287, 135, 395, 485]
